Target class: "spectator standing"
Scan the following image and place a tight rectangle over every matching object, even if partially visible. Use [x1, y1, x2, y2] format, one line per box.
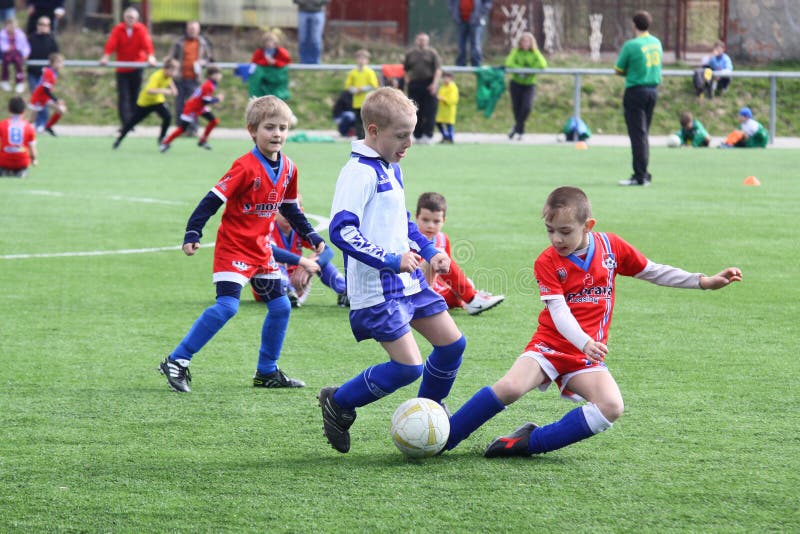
[26, 16, 58, 130]
[448, 0, 492, 67]
[695, 40, 733, 99]
[25, 0, 64, 35]
[0, 1, 15, 23]
[504, 31, 547, 141]
[344, 48, 378, 139]
[1, 18, 30, 93]
[403, 32, 441, 145]
[435, 71, 458, 143]
[169, 20, 213, 136]
[614, 10, 662, 187]
[293, 0, 329, 64]
[99, 6, 156, 129]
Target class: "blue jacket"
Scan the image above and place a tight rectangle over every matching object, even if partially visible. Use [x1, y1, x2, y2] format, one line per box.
[448, 0, 492, 26]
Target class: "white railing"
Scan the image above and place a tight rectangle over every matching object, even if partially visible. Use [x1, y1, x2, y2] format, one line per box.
[30, 60, 800, 143]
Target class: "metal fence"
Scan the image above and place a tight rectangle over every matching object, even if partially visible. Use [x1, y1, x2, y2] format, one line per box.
[30, 59, 799, 143]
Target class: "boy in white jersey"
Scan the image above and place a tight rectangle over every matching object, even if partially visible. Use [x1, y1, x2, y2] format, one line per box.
[321, 87, 467, 453]
[446, 186, 742, 457]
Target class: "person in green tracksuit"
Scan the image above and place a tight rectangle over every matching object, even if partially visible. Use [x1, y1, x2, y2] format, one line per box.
[676, 111, 711, 147]
[504, 31, 547, 141]
[614, 10, 662, 186]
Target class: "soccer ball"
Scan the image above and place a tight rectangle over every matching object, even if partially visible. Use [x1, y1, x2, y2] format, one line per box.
[390, 397, 450, 458]
[556, 132, 567, 143]
[667, 134, 682, 147]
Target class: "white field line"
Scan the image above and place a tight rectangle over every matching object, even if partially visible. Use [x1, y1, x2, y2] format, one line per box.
[2, 215, 331, 260]
[20, 189, 187, 206]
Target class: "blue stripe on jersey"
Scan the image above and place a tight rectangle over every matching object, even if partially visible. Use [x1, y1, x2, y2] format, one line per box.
[566, 232, 596, 271]
[251, 146, 287, 186]
[357, 156, 397, 193]
[391, 163, 403, 188]
[596, 232, 614, 342]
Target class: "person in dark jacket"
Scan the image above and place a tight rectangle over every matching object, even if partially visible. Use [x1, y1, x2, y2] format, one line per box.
[25, 15, 57, 128]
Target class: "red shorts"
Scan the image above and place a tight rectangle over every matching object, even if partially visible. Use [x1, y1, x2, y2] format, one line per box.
[522, 340, 608, 401]
[212, 253, 280, 286]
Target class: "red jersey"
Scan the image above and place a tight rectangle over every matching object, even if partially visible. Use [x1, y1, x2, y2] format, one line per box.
[29, 67, 57, 107]
[211, 147, 299, 269]
[103, 22, 154, 73]
[269, 222, 311, 275]
[181, 79, 217, 119]
[0, 116, 35, 169]
[250, 47, 292, 68]
[528, 232, 648, 355]
[430, 231, 451, 291]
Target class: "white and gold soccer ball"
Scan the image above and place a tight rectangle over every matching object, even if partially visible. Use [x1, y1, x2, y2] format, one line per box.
[667, 134, 682, 147]
[390, 397, 450, 458]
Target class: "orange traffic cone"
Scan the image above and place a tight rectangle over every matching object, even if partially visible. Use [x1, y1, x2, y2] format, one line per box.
[575, 141, 588, 150]
[743, 176, 761, 186]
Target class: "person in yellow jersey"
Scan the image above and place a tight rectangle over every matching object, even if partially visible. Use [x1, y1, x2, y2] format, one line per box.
[113, 57, 178, 150]
[434, 71, 459, 143]
[344, 49, 378, 139]
[614, 11, 662, 186]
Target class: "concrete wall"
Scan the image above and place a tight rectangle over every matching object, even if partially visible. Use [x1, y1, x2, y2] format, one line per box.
[727, 0, 800, 62]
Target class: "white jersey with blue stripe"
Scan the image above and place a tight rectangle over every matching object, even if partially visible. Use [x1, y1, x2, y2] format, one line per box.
[329, 141, 438, 310]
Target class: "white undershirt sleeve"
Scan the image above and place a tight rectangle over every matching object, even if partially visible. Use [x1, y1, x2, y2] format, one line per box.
[545, 296, 592, 352]
[634, 260, 704, 289]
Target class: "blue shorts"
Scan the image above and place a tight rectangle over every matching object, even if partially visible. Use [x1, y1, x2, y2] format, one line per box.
[349, 287, 448, 342]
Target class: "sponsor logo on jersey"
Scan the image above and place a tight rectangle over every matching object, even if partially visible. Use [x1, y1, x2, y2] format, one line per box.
[566, 285, 612, 304]
[232, 260, 251, 271]
[556, 267, 567, 282]
[584, 274, 594, 287]
[253, 177, 262, 191]
[602, 253, 617, 270]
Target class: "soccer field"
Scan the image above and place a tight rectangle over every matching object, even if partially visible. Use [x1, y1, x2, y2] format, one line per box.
[1, 136, 797, 531]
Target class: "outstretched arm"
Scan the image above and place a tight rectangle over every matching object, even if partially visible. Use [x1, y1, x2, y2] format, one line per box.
[699, 267, 742, 290]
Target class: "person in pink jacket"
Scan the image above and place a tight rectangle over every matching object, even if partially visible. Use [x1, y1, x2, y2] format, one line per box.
[0, 18, 30, 93]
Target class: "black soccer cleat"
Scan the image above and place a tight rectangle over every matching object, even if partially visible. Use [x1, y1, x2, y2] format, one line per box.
[44, 126, 57, 137]
[483, 422, 539, 458]
[318, 386, 357, 453]
[112, 138, 121, 150]
[197, 140, 212, 150]
[159, 356, 191, 393]
[253, 369, 306, 388]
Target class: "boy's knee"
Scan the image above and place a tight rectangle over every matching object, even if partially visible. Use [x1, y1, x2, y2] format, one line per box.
[491, 378, 525, 406]
[214, 295, 240, 320]
[596, 398, 624, 423]
[390, 361, 424, 388]
[266, 294, 291, 317]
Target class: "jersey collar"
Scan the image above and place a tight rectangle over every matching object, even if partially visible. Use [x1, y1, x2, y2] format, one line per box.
[251, 146, 284, 186]
[566, 232, 595, 271]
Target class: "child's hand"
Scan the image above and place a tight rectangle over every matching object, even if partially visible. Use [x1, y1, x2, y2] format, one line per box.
[298, 256, 321, 274]
[582, 340, 608, 362]
[399, 251, 422, 273]
[700, 267, 742, 290]
[183, 242, 200, 256]
[428, 252, 451, 274]
[217, 93, 225, 102]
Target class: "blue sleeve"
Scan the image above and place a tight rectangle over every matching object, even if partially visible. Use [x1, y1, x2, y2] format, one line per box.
[329, 209, 401, 272]
[279, 202, 324, 248]
[407, 213, 438, 262]
[271, 245, 301, 265]
[184, 191, 223, 244]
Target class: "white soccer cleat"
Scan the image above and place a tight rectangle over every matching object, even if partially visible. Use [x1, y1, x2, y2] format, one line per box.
[464, 292, 504, 316]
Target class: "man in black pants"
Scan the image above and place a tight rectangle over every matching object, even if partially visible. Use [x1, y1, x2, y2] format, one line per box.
[403, 33, 441, 145]
[614, 11, 662, 186]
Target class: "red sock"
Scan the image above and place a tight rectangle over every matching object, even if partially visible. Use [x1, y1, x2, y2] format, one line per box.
[200, 118, 219, 143]
[45, 113, 61, 129]
[163, 127, 184, 145]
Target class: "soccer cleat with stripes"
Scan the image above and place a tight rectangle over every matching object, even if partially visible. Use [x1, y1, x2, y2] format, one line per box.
[159, 356, 191, 393]
[483, 422, 539, 458]
[253, 369, 306, 388]
[318, 386, 357, 453]
[464, 291, 505, 315]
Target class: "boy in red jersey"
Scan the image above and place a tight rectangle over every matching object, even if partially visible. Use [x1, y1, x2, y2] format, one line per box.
[159, 95, 325, 393]
[0, 96, 37, 177]
[159, 65, 224, 152]
[415, 192, 504, 315]
[28, 52, 66, 136]
[445, 186, 742, 457]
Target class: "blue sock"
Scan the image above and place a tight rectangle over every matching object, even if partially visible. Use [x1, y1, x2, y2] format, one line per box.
[334, 360, 423, 409]
[417, 335, 465, 403]
[528, 406, 594, 454]
[446, 386, 505, 450]
[318, 262, 346, 294]
[171, 296, 239, 361]
[256, 295, 291, 375]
